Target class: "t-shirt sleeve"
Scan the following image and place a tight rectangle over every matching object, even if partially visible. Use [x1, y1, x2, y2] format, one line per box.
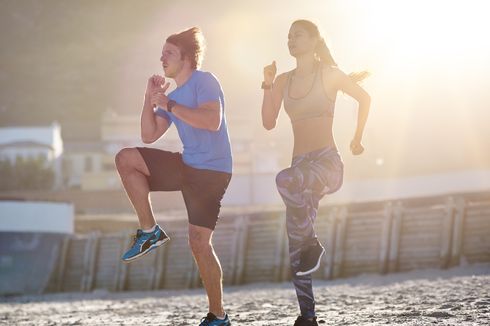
[196, 72, 222, 107]
[154, 107, 172, 126]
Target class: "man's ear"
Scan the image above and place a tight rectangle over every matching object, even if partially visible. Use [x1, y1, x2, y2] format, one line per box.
[179, 50, 187, 62]
[183, 56, 193, 69]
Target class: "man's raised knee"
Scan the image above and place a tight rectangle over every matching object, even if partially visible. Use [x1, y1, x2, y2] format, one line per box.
[115, 147, 136, 173]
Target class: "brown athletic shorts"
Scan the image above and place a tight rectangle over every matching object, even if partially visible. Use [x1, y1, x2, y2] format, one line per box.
[137, 147, 232, 230]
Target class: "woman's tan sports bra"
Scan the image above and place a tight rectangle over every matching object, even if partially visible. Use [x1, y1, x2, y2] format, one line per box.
[283, 64, 335, 122]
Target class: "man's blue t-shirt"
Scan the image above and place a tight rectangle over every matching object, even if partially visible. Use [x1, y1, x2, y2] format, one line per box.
[155, 70, 232, 174]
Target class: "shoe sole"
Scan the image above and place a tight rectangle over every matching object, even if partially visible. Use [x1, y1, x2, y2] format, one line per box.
[295, 247, 325, 276]
[122, 236, 170, 263]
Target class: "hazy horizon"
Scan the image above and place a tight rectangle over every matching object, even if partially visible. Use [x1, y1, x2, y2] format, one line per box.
[1, 0, 489, 183]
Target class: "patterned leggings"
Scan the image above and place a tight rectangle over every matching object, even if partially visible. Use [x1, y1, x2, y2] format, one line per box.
[276, 146, 344, 318]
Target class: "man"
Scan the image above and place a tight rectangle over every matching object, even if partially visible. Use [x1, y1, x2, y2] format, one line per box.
[115, 27, 233, 326]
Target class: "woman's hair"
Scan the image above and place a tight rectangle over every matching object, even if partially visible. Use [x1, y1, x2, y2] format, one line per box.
[166, 27, 205, 69]
[292, 19, 369, 84]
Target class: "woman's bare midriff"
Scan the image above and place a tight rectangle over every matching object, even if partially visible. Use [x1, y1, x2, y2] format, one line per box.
[291, 115, 336, 157]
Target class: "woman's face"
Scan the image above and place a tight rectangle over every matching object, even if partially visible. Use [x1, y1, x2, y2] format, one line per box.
[288, 24, 317, 57]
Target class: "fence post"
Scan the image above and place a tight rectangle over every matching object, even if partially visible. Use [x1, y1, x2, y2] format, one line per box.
[115, 232, 132, 291]
[450, 197, 466, 267]
[440, 197, 456, 269]
[332, 207, 347, 279]
[323, 207, 338, 280]
[388, 202, 403, 273]
[279, 224, 291, 282]
[55, 235, 71, 292]
[148, 241, 162, 291]
[152, 241, 168, 290]
[81, 232, 99, 292]
[379, 202, 393, 274]
[228, 218, 239, 285]
[233, 216, 249, 285]
[273, 213, 287, 282]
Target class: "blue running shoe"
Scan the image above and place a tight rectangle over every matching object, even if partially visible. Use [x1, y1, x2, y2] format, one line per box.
[199, 313, 231, 326]
[121, 225, 170, 262]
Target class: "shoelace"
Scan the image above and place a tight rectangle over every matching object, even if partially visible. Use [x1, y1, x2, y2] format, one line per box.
[130, 230, 143, 247]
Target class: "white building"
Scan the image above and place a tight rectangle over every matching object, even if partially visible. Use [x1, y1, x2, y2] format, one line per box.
[0, 122, 63, 188]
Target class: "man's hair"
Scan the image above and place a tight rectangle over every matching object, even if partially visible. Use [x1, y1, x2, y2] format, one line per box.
[166, 27, 205, 69]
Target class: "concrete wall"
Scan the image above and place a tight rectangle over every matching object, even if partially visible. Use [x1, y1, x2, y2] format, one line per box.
[0, 201, 74, 234]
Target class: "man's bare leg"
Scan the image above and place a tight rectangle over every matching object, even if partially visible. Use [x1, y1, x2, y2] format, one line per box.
[115, 147, 156, 230]
[188, 224, 225, 318]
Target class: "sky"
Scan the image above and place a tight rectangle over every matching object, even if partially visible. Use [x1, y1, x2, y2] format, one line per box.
[116, 0, 490, 180]
[1, 0, 489, 182]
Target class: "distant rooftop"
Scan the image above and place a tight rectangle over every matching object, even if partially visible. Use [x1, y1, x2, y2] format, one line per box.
[0, 122, 63, 156]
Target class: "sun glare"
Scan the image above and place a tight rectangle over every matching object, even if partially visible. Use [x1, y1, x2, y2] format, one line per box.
[357, 0, 490, 71]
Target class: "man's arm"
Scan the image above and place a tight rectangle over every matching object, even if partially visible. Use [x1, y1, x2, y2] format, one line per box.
[151, 92, 221, 132]
[141, 79, 172, 144]
[151, 72, 223, 132]
[171, 101, 221, 131]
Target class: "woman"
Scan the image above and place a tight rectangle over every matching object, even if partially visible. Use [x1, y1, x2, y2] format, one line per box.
[261, 19, 371, 326]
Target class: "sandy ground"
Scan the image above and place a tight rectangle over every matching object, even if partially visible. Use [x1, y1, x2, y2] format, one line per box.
[1, 263, 489, 326]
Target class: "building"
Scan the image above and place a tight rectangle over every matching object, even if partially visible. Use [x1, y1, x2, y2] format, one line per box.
[0, 122, 63, 188]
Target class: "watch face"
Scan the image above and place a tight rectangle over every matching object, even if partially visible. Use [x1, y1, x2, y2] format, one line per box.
[261, 81, 272, 89]
[168, 100, 176, 112]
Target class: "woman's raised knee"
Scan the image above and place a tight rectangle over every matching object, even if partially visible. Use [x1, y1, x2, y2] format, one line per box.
[276, 168, 293, 188]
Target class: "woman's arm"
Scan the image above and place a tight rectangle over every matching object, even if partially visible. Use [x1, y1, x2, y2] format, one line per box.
[261, 61, 287, 130]
[334, 68, 371, 155]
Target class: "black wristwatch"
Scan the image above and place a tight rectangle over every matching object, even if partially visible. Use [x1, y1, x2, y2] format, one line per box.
[167, 100, 177, 112]
[261, 81, 272, 90]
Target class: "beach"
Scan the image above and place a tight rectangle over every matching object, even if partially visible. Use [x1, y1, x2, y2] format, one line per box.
[1, 263, 489, 325]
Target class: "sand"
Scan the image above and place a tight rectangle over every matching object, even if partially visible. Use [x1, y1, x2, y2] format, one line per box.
[1, 263, 489, 325]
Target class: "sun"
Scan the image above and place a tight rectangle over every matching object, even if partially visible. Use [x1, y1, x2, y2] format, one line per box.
[354, 0, 490, 71]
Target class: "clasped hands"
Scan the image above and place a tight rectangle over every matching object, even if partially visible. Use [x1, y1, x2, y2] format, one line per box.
[147, 75, 171, 111]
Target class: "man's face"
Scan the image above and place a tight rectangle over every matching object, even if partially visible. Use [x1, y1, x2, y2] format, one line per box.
[160, 42, 185, 78]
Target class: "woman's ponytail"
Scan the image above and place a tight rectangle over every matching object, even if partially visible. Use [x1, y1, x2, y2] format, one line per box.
[314, 33, 370, 84]
[315, 38, 337, 67]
